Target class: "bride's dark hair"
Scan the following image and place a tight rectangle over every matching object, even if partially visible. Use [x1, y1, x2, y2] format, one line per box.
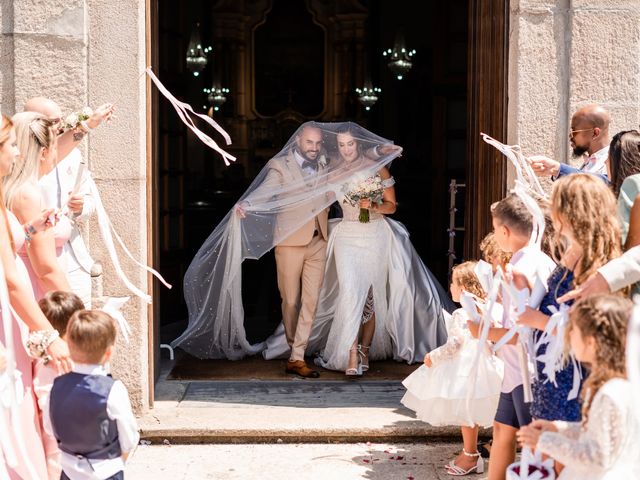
[335, 123, 365, 158]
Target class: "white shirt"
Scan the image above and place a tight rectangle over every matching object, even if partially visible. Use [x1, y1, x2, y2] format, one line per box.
[581, 145, 609, 175]
[497, 246, 556, 393]
[44, 364, 140, 480]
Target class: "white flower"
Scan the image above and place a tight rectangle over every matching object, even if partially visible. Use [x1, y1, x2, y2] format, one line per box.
[81, 106, 93, 117]
[65, 113, 79, 127]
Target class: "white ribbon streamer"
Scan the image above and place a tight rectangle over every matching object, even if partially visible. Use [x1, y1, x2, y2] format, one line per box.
[101, 297, 132, 343]
[88, 179, 172, 304]
[146, 67, 236, 166]
[481, 133, 546, 198]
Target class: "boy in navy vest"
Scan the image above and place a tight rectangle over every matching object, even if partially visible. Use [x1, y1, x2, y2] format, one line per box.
[46, 310, 139, 480]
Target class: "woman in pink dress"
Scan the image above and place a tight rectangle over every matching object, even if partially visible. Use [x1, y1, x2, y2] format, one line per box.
[1, 114, 72, 479]
[4, 112, 72, 299]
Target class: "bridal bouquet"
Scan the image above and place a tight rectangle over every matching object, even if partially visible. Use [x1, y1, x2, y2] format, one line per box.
[63, 107, 93, 131]
[342, 173, 384, 223]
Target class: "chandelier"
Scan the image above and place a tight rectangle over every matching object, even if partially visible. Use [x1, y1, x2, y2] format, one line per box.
[355, 83, 381, 111]
[383, 32, 416, 80]
[186, 24, 211, 77]
[204, 85, 230, 112]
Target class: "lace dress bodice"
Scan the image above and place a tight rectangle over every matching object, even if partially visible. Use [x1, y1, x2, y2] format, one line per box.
[428, 309, 470, 365]
[340, 174, 395, 222]
[537, 378, 640, 479]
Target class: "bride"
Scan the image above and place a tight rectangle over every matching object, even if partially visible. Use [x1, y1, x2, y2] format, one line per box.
[263, 125, 454, 374]
[319, 127, 400, 374]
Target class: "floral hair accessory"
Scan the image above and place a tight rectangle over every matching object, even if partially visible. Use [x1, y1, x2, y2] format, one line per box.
[26, 330, 60, 363]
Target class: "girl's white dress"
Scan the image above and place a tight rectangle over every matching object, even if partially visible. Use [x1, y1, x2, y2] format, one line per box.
[537, 378, 640, 480]
[401, 308, 504, 428]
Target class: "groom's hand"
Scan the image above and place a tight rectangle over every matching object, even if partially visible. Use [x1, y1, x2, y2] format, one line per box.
[235, 201, 248, 218]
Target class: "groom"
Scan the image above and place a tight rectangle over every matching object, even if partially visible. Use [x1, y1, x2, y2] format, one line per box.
[239, 123, 329, 377]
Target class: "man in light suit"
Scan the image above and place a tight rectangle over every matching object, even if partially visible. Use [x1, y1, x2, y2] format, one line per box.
[239, 123, 329, 377]
[24, 97, 113, 307]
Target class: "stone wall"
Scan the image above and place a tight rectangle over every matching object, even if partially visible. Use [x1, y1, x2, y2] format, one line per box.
[0, 0, 150, 412]
[508, 0, 640, 170]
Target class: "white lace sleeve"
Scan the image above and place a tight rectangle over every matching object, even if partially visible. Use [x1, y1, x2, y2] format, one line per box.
[428, 310, 467, 366]
[537, 392, 625, 471]
[381, 176, 395, 188]
[552, 420, 582, 440]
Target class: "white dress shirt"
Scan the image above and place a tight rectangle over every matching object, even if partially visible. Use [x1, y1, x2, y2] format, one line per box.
[580, 145, 609, 175]
[497, 246, 556, 393]
[44, 364, 140, 480]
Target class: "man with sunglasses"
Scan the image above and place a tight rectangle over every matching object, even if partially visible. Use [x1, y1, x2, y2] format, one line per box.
[528, 104, 610, 182]
[23, 97, 114, 307]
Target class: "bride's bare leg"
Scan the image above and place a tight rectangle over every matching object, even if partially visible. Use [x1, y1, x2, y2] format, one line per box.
[359, 314, 375, 371]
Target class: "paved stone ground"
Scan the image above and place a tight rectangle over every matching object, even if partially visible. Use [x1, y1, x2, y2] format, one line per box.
[127, 442, 489, 480]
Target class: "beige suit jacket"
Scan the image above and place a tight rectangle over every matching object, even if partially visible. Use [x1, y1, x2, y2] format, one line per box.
[247, 149, 330, 247]
[599, 246, 640, 292]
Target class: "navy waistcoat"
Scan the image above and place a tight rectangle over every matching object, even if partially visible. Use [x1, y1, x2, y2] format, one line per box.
[49, 372, 122, 459]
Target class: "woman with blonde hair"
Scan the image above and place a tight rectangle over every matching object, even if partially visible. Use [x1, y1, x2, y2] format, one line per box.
[4, 111, 72, 298]
[1, 114, 72, 479]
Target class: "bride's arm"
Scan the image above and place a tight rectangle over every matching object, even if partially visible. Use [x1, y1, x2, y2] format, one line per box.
[370, 167, 396, 215]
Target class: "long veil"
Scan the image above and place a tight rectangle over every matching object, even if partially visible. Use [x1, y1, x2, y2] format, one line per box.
[171, 122, 401, 359]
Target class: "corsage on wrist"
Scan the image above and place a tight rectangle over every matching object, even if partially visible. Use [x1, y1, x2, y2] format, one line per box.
[26, 330, 60, 362]
[63, 107, 93, 140]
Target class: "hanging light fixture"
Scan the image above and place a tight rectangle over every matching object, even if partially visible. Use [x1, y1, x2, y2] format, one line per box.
[186, 23, 211, 77]
[383, 31, 416, 80]
[204, 85, 230, 112]
[355, 81, 381, 111]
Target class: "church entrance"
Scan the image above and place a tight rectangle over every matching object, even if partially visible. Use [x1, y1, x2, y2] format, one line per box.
[148, 0, 508, 389]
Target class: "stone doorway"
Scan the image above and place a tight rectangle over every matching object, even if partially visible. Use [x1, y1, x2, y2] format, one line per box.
[148, 0, 508, 388]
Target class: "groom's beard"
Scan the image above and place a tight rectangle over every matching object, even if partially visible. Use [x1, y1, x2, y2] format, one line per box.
[297, 147, 320, 163]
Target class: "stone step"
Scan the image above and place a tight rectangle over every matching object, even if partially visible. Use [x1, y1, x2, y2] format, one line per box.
[138, 380, 482, 444]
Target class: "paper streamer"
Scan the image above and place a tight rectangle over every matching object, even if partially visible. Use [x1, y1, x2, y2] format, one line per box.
[88, 180, 172, 304]
[481, 133, 546, 198]
[101, 297, 132, 343]
[146, 68, 236, 166]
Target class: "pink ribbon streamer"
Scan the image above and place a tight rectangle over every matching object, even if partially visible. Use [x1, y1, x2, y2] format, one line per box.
[146, 68, 236, 166]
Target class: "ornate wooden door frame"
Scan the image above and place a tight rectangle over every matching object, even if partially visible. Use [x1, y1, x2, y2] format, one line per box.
[465, 0, 509, 260]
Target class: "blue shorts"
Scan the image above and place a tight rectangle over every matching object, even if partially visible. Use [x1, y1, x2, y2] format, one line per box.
[494, 384, 532, 428]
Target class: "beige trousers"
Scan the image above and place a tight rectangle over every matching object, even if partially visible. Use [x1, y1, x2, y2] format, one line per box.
[274, 234, 327, 362]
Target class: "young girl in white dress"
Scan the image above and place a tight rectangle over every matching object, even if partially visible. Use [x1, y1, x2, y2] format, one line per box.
[517, 294, 640, 480]
[401, 261, 504, 476]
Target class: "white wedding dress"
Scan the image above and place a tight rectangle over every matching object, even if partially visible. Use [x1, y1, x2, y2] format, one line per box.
[263, 174, 453, 368]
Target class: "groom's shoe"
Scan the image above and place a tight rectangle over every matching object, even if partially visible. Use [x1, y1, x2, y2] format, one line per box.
[285, 360, 320, 378]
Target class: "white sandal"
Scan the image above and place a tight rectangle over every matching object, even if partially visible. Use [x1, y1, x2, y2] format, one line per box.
[445, 449, 484, 476]
[345, 347, 363, 376]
